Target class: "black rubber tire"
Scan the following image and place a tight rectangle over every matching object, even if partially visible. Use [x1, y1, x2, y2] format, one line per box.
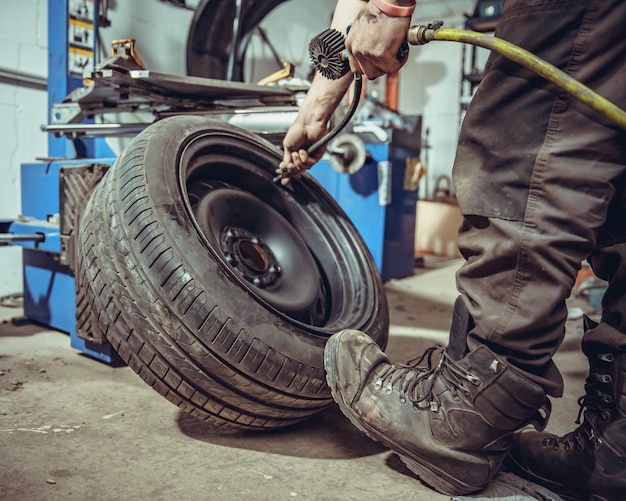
[76, 116, 388, 431]
[186, 0, 289, 81]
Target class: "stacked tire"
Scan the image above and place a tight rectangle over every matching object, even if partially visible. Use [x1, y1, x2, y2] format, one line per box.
[76, 116, 388, 431]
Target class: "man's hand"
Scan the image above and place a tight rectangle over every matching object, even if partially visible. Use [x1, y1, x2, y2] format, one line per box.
[278, 114, 329, 185]
[278, 69, 354, 184]
[346, 1, 412, 79]
[278, 0, 415, 184]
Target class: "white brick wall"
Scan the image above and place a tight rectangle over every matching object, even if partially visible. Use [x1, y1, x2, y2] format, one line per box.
[0, 0, 48, 296]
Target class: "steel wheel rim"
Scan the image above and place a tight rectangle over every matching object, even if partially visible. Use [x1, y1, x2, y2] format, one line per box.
[180, 135, 331, 327]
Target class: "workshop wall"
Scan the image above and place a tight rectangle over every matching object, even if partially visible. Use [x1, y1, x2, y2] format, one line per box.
[401, 13, 470, 200]
[0, 0, 48, 297]
[97, 1, 195, 76]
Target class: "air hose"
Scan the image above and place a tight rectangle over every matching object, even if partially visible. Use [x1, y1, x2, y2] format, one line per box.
[275, 22, 626, 184]
[409, 22, 626, 131]
[272, 74, 362, 184]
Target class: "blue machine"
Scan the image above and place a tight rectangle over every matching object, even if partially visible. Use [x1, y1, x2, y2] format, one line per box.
[10, 160, 118, 363]
[310, 125, 421, 282]
[2, 0, 120, 363]
[48, 0, 115, 160]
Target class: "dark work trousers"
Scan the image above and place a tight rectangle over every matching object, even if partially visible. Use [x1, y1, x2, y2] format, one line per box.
[453, 0, 626, 397]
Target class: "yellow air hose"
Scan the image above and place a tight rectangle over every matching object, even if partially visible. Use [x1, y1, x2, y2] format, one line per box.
[407, 23, 626, 131]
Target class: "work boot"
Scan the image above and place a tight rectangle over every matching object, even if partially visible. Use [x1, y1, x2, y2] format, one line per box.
[506, 323, 626, 501]
[324, 329, 549, 496]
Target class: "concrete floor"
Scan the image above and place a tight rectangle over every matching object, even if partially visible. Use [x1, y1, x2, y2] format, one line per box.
[0, 260, 591, 500]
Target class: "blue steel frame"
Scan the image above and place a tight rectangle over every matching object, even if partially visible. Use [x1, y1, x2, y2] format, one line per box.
[48, 0, 115, 159]
[13, 159, 118, 363]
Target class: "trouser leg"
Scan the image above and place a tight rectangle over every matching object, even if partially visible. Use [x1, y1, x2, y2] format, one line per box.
[584, 243, 626, 354]
[505, 241, 626, 500]
[452, 0, 626, 396]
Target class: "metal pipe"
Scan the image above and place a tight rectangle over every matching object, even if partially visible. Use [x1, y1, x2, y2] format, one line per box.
[227, 0, 244, 81]
[0, 233, 45, 245]
[0, 67, 47, 91]
[43, 123, 149, 138]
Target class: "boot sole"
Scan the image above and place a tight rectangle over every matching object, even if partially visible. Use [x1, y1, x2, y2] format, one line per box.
[324, 334, 482, 497]
[504, 455, 603, 501]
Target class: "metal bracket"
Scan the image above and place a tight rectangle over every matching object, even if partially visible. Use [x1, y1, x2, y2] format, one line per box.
[50, 102, 84, 125]
[377, 161, 392, 206]
[59, 163, 111, 271]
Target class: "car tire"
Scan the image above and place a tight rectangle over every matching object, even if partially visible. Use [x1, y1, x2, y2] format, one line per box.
[76, 115, 388, 431]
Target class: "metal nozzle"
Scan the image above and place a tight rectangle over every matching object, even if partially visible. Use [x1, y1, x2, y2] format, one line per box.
[407, 20, 444, 46]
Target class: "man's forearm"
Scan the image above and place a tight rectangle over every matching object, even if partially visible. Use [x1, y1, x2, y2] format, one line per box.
[330, 0, 368, 32]
[298, 0, 367, 126]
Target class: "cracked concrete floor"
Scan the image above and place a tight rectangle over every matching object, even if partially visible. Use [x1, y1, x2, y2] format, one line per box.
[0, 260, 591, 500]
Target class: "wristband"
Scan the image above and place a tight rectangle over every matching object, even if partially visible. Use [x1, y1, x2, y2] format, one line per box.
[371, 0, 416, 18]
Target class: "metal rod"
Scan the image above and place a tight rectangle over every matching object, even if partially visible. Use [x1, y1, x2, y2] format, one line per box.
[43, 123, 149, 137]
[0, 234, 45, 245]
[227, 0, 243, 81]
[0, 67, 47, 91]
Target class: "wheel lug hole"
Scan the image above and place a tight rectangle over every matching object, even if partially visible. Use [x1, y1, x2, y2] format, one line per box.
[220, 227, 281, 288]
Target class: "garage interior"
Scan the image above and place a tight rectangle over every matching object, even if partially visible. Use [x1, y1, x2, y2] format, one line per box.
[0, 1, 607, 500]
[0, 263, 594, 500]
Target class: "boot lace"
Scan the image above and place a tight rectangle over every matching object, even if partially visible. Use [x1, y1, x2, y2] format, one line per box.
[372, 345, 480, 411]
[542, 426, 587, 452]
[575, 352, 615, 424]
[542, 352, 615, 452]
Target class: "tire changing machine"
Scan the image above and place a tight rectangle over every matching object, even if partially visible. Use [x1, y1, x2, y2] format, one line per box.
[1, 0, 119, 362]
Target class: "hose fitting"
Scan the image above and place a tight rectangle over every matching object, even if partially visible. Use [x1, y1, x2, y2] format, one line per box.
[407, 20, 444, 46]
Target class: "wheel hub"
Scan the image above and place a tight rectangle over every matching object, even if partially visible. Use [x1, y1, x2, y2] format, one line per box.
[221, 227, 282, 288]
[188, 183, 329, 326]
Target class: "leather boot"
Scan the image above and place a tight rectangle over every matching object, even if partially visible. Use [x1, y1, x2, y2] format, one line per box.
[324, 329, 549, 496]
[506, 321, 626, 501]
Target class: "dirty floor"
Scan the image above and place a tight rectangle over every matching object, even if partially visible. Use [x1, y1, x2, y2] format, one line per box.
[0, 260, 591, 500]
